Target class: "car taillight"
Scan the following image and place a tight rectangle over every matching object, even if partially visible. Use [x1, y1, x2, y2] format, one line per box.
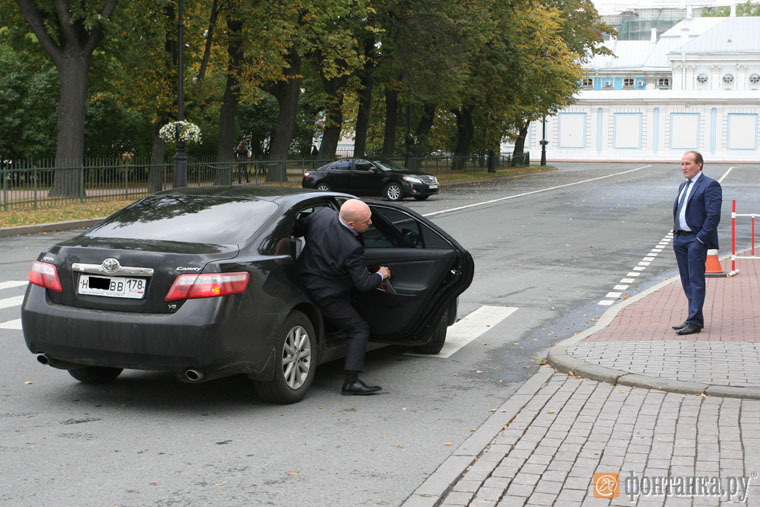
[165, 272, 250, 302]
[303, 171, 311, 177]
[28, 261, 63, 293]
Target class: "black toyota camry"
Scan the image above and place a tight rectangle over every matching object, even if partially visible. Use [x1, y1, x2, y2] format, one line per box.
[21, 186, 473, 403]
[302, 158, 439, 201]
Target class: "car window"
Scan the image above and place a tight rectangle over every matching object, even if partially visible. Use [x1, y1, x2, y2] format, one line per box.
[364, 206, 453, 250]
[354, 160, 374, 171]
[364, 207, 420, 249]
[86, 195, 277, 246]
[331, 160, 352, 171]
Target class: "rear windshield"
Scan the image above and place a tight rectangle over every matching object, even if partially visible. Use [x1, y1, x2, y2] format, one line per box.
[85, 194, 278, 245]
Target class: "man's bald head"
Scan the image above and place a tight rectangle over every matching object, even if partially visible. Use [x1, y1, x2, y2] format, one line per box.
[339, 199, 372, 233]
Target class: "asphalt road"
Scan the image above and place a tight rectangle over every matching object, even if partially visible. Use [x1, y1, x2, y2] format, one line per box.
[1, 162, 757, 506]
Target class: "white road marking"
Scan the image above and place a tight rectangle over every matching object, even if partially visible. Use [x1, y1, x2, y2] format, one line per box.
[605, 292, 622, 298]
[643, 257, 655, 261]
[613, 285, 629, 290]
[638, 261, 651, 266]
[598, 300, 615, 306]
[0, 319, 21, 330]
[406, 305, 518, 359]
[633, 267, 645, 271]
[718, 166, 735, 184]
[626, 272, 641, 277]
[422, 165, 653, 218]
[0, 281, 27, 290]
[621, 278, 635, 283]
[0, 295, 24, 310]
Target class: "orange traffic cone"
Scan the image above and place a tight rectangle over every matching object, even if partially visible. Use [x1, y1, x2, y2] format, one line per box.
[705, 249, 726, 277]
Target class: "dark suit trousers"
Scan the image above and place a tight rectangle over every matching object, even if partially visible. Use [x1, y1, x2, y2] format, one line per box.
[317, 296, 370, 372]
[673, 233, 708, 328]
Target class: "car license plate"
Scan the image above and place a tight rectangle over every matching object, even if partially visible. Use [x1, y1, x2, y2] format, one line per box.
[429, 184, 438, 189]
[78, 274, 146, 299]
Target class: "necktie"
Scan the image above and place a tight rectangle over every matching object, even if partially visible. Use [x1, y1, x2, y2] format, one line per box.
[674, 179, 692, 232]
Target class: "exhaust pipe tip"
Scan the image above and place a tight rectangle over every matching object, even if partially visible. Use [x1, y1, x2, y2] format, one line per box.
[184, 369, 204, 382]
[37, 354, 49, 365]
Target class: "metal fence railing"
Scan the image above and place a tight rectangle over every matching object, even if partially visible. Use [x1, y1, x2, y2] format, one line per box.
[1, 152, 530, 211]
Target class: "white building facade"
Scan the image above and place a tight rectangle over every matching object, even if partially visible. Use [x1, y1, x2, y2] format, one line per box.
[532, 15, 760, 162]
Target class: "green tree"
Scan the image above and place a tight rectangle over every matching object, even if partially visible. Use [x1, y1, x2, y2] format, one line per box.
[14, 0, 118, 197]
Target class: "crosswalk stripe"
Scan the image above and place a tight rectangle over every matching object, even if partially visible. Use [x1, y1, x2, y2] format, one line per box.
[407, 305, 518, 359]
[0, 281, 27, 290]
[0, 319, 21, 330]
[0, 295, 24, 310]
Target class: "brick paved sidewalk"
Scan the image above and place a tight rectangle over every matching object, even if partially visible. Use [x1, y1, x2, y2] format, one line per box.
[434, 371, 760, 506]
[404, 259, 760, 506]
[549, 258, 760, 398]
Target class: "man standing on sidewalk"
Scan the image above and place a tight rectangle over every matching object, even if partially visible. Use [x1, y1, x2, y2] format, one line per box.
[672, 151, 722, 335]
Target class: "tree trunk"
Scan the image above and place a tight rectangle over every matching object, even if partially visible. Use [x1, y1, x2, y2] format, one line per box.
[196, 0, 219, 82]
[149, 117, 167, 193]
[216, 17, 244, 185]
[318, 75, 347, 160]
[512, 121, 530, 167]
[353, 77, 372, 158]
[512, 120, 529, 158]
[49, 54, 89, 197]
[266, 52, 301, 182]
[452, 107, 473, 171]
[353, 35, 375, 158]
[382, 88, 398, 158]
[409, 103, 436, 170]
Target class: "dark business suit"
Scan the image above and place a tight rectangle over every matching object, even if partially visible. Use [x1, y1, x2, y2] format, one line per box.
[296, 208, 382, 371]
[672, 172, 722, 328]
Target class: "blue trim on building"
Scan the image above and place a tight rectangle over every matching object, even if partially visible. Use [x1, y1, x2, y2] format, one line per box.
[597, 108, 604, 153]
[710, 108, 717, 154]
[653, 108, 660, 154]
[613, 113, 643, 149]
[727, 113, 759, 150]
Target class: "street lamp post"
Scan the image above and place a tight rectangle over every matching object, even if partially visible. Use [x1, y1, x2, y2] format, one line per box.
[540, 117, 548, 166]
[173, 0, 188, 188]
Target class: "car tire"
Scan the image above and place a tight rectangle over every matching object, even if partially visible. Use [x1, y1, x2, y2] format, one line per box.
[414, 311, 448, 354]
[384, 182, 403, 201]
[68, 366, 123, 384]
[316, 183, 330, 191]
[254, 310, 316, 404]
[413, 195, 429, 201]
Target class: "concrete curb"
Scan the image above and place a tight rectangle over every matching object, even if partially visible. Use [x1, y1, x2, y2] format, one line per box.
[547, 266, 760, 400]
[401, 366, 555, 507]
[0, 218, 103, 238]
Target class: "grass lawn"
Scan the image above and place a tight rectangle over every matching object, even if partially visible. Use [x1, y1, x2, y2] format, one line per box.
[0, 165, 553, 228]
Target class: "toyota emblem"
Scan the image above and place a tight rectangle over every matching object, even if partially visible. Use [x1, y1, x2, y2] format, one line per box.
[102, 258, 120, 273]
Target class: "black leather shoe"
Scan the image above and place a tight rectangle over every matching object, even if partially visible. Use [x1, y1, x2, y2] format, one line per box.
[672, 322, 688, 330]
[676, 323, 701, 335]
[341, 379, 381, 395]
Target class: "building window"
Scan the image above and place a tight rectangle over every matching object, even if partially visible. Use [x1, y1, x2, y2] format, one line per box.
[697, 74, 709, 84]
[749, 73, 760, 84]
[657, 78, 670, 89]
[623, 78, 634, 88]
[603, 81, 613, 89]
[582, 78, 593, 88]
[723, 74, 734, 84]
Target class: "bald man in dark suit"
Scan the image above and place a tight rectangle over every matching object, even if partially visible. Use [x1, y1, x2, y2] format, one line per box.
[297, 199, 391, 395]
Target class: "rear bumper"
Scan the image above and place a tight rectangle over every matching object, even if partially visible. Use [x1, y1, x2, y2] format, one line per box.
[21, 285, 276, 380]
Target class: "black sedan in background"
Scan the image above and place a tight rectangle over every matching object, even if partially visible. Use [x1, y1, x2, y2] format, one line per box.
[302, 158, 440, 201]
[22, 187, 473, 404]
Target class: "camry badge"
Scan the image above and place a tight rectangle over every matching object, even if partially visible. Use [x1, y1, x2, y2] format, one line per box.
[102, 258, 121, 273]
